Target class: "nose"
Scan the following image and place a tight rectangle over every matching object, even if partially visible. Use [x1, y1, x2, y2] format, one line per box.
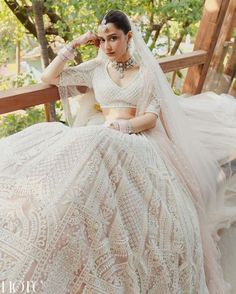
[104, 41, 112, 51]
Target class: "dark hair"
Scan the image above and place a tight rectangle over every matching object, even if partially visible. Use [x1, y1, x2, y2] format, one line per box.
[101, 10, 131, 34]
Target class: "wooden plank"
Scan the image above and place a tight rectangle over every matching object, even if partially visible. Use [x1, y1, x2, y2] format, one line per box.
[159, 50, 207, 73]
[0, 50, 207, 115]
[0, 84, 59, 115]
[183, 0, 230, 94]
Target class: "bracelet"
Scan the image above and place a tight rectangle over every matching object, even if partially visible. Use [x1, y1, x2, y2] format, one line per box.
[104, 119, 134, 134]
[58, 44, 75, 61]
[127, 120, 133, 134]
[117, 119, 133, 134]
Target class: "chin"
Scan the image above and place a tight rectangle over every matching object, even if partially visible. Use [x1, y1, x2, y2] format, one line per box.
[107, 55, 116, 60]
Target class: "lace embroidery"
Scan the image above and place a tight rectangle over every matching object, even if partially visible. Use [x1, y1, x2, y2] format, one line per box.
[0, 122, 208, 293]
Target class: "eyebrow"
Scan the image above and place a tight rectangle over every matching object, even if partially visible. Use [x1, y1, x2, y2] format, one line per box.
[97, 33, 118, 39]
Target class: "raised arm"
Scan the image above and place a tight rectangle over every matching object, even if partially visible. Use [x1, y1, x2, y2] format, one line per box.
[41, 31, 99, 86]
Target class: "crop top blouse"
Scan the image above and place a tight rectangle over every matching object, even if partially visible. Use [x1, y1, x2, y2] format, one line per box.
[59, 58, 161, 116]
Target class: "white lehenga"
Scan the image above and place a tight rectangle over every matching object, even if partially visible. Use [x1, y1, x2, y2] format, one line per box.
[0, 123, 208, 294]
[0, 58, 211, 293]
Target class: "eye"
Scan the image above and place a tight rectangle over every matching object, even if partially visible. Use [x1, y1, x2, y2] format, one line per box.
[110, 36, 117, 41]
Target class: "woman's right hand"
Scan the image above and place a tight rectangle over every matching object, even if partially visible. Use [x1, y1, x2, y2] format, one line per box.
[71, 31, 100, 49]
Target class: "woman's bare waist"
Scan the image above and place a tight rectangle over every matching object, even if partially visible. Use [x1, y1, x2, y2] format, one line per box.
[101, 107, 136, 120]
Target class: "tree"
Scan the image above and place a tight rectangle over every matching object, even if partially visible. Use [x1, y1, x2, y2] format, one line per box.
[32, 0, 56, 120]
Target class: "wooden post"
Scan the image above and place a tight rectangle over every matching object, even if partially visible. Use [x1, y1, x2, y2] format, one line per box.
[229, 78, 236, 97]
[182, 0, 230, 94]
[203, 0, 236, 93]
[210, 0, 236, 70]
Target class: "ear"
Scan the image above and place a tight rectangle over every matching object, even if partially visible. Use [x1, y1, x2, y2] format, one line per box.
[127, 31, 133, 41]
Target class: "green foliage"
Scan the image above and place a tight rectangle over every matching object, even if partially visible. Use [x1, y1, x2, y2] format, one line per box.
[1, 0, 204, 63]
[0, 107, 46, 138]
[0, 0, 25, 65]
[0, 101, 63, 138]
[0, 0, 205, 136]
[12, 72, 37, 88]
[0, 71, 37, 91]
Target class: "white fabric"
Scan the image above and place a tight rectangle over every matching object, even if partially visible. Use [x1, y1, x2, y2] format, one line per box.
[0, 122, 208, 293]
[59, 18, 231, 290]
[178, 91, 236, 233]
[0, 14, 235, 294]
[60, 59, 160, 116]
[179, 92, 236, 167]
[0, 90, 236, 293]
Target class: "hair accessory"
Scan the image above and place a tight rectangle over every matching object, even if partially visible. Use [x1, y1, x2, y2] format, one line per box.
[99, 17, 108, 32]
[110, 56, 136, 79]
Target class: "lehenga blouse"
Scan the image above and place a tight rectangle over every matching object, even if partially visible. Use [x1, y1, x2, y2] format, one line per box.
[59, 58, 161, 117]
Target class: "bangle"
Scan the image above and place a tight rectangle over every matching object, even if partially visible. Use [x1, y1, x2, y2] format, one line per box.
[58, 44, 75, 61]
[127, 120, 133, 134]
[104, 119, 134, 134]
[117, 119, 134, 134]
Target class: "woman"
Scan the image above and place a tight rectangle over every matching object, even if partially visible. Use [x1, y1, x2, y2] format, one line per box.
[0, 10, 234, 293]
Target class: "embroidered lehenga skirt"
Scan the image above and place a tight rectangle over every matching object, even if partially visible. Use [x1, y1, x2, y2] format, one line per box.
[0, 122, 208, 293]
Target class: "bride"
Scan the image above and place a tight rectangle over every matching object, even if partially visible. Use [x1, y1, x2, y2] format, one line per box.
[0, 9, 235, 293]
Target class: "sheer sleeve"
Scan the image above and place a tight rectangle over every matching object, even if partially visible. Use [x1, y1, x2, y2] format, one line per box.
[59, 58, 101, 88]
[145, 91, 161, 117]
[58, 58, 101, 126]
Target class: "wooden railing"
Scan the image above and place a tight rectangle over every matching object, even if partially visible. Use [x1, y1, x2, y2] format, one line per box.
[0, 50, 207, 116]
[0, 0, 231, 120]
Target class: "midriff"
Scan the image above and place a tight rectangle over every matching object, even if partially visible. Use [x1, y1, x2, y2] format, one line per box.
[101, 107, 136, 120]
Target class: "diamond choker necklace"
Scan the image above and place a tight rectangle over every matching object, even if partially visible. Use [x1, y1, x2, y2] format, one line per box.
[110, 57, 136, 79]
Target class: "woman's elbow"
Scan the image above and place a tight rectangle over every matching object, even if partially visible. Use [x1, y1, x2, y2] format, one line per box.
[41, 73, 48, 83]
[146, 112, 158, 128]
[41, 73, 59, 85]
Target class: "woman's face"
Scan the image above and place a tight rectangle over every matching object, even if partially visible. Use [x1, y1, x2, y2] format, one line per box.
[97, 23, 131, 61]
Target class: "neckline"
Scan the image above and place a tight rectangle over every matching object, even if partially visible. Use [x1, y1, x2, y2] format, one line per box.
[104, 59, 142, 89]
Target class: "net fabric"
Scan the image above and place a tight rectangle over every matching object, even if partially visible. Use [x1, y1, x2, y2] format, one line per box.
[59, 58, 161, 124]
[57, 15, 236, 293]
[59, 59, 102, 125]
[144, 85, 161, 116]
[124, 18, 232, 293]
[0, 122, 209, 293]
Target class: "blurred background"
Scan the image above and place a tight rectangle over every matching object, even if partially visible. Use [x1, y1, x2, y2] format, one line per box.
[0, 0, 235, 137]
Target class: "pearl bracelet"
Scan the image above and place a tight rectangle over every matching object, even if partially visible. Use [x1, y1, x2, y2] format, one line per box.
[58, 44, 75, 61]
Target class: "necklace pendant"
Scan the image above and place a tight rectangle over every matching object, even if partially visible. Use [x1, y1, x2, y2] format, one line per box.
[110, 57, 136, 80]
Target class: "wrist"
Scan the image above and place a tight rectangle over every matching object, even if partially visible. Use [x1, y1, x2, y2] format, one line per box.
[58, 44, 75, 62]
[104, 119, 134, 134]
[117, 119, 134, 134]
[70, 39, 82, 49]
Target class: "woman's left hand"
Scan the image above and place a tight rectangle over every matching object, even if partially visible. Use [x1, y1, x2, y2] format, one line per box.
[104, 120, 119, 130]
[108, 122, 118, 130]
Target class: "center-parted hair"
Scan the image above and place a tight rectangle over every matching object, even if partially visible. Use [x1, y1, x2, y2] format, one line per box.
[101, 10, 131, 34]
